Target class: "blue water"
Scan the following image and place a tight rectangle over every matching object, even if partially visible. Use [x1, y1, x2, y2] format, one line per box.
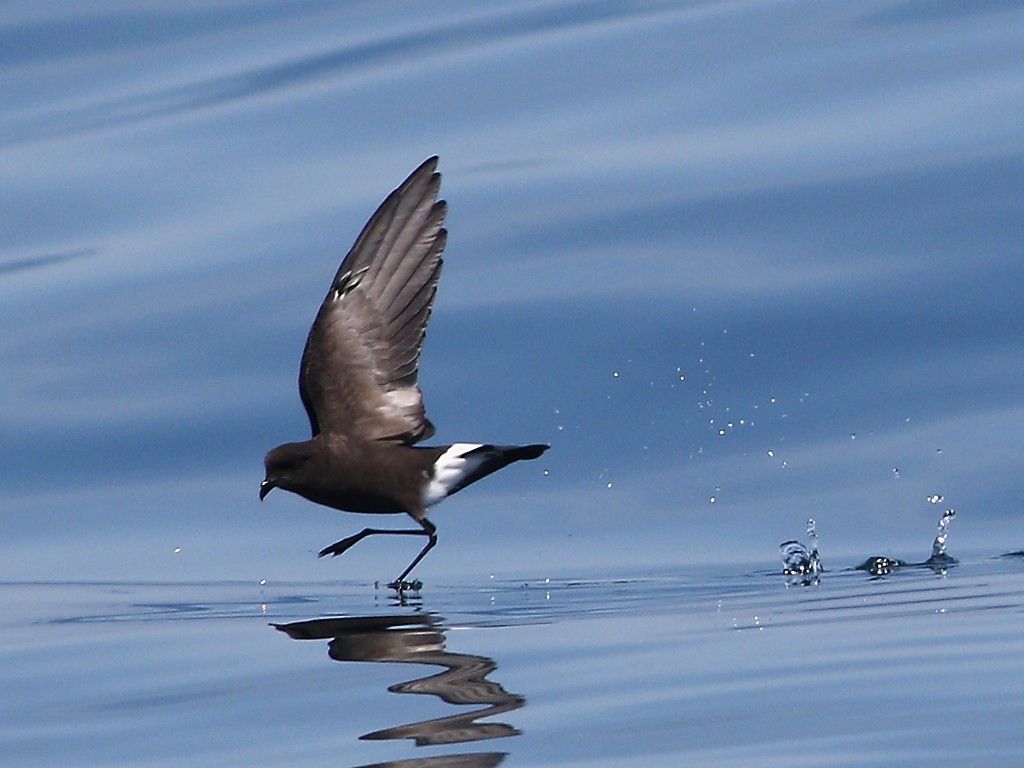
[3, 559, 1024, 767]
[2, 1, 1023, 764]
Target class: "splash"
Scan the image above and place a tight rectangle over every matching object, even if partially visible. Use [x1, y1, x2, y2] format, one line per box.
[928, 508, 956, 563]
[856, 555, 907, 577]
[780, 518, 822, 585]
[857, 505, 958, 576]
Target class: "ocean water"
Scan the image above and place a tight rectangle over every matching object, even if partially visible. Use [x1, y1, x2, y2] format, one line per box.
[3, 557, 1024, 767]
[2, 1, 1023, 765]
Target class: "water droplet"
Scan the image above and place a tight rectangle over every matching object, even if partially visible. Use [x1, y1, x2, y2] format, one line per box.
[850, 433, 857, 440]
[173, 547, 182, 554]
[606, 482, 613, 489]
[542, 469, 550, 476]
[709, 496, 717, 504]
[931, 508, 956, 559]
[781, 519, 822, 585]
[612, 371, 620, 378]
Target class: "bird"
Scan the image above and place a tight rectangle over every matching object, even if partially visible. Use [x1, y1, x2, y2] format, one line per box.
[260, 157, 549, 588]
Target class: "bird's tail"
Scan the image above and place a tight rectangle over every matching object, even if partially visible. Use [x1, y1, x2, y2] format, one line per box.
[499, 443, 549, 462]
[432, 443, 549, 501]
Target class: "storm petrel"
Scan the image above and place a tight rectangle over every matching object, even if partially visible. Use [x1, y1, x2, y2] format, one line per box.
[260, 157, 548, 586]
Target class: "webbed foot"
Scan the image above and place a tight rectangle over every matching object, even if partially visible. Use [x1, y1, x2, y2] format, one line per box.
[386, 578, 424, 592]
[317, 534, 363, 558]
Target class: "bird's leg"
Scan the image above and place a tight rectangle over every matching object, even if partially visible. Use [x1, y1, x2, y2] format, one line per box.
[318, 524, 430, 558]
[318, 518, 438, 589]
[389, 518, 437, 589]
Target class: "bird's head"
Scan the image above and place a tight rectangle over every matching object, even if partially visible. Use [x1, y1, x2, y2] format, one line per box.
[260, 442, 315, 501]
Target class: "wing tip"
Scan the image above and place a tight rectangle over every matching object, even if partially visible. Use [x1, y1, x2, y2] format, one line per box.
[412, 155, 441, 183]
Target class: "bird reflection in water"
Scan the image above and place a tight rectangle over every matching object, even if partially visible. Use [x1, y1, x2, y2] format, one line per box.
[273, 614, 524, 768]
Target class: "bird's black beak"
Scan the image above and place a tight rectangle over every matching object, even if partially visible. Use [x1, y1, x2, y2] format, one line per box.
[259, 479, 276, 501]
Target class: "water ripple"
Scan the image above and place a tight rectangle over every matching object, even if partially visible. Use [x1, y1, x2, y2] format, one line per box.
[1, 0, 688, 147]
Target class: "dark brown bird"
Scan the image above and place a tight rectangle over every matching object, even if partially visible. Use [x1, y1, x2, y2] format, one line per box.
[260, 157, 548, 587]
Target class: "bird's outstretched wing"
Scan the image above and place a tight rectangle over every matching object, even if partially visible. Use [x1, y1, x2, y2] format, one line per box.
[298, 157, 446, 444]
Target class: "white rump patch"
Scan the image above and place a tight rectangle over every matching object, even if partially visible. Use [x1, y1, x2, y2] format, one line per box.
[423, 443, 485, 507]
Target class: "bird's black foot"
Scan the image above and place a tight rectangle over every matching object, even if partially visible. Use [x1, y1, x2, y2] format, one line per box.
[317, 535, 362, 558]
[387, 578, 423, 592]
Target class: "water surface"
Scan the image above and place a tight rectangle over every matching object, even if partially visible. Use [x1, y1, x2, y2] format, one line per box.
[3, 556, 1023, 766]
